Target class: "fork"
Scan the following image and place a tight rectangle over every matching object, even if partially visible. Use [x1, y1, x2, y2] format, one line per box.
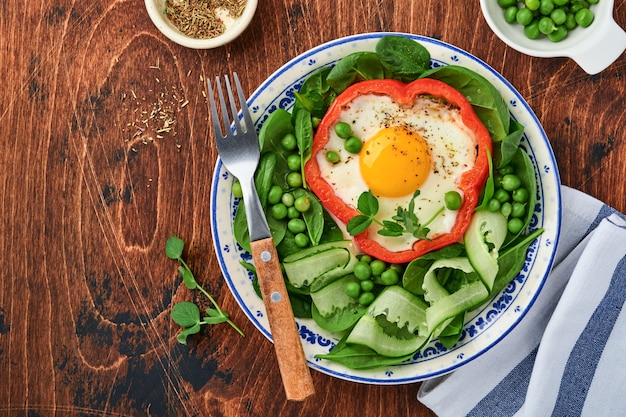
[208, 73, 315, 401]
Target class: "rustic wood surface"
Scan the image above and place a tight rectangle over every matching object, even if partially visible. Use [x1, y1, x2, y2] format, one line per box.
[1, 0, 625, 416]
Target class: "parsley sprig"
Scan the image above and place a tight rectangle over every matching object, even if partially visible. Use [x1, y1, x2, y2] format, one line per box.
[166, 236, 244, 344]
[346, 190, 444, 240]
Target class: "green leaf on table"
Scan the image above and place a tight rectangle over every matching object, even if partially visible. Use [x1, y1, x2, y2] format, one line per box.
[179, 266, 197, 290]
[165, 236, 184, 259]
[177, 323, 202, 345]
[171, 301, 201, 327]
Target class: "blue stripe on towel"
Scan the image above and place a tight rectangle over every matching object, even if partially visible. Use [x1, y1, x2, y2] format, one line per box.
[586, 205, 623, 235]
[467, 346, 539, 417]
[551, 254, 626, 417]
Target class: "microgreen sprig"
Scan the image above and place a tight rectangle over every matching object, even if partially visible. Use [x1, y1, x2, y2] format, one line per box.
[166, 236, 244, 344]
[346, 190, 444, 240]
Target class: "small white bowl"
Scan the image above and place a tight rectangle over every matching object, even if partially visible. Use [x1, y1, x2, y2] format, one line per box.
[480, 0, 626, 74]
[145, 0, 258, 49]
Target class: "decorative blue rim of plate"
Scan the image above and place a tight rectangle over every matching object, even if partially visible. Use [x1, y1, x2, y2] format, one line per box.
[210, 32, 562, 384]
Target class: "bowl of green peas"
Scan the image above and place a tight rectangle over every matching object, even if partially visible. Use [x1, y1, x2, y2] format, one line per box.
[480, 0, 626, 74]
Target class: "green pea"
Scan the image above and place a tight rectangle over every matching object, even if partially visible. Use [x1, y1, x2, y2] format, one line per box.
[508, 218, 525, 234]
[547, 25, 568, 41]
[281, 192, 295, 207]
[389, 263, 404, 274]
[488, 198, 502, 212]
[524, 20, 542, 39]
[587, 0, 599, 3]
[539, 0, 554, 16]
[287, 206, 300, 219]
[267, 185, 283, 205]
[380, 269, 399, 286]
[501, 201, 513, 218]
[294, 233, 310, 248]
[565, 12, 578, 29]
[288, 218, 306, 234]
[498, 164, 515, 175]
[575, 8, 594, 27]
[344, 281, 361, 298]
[570, 0, 587, 13]
[550, 8, 567, 25]
[325, 150, 340, 164]
[517, 7, 535, 25]
[358, 291, 375, 306]
[334, 122, 352, 139]
[525, 0, 540, 11]
[359, 254, 373, 264]
[499, 0, 517, 7]
[494, 188, 511, 203]
[232, 181, 243, 198]
[286, 172, 303, 188]
[539, 16, 556, 34]
[370, 259, 386, 276]
[445, 190, 463, 211]
[360, 279, 375, 292]
[280, 133, 297, 151]
[271, 203, 288, 220]
[312, 117, 321, 129]
[287, 154, 301, 172]
[501, 174, 522, 191]
[504, 6, 519, 23]
[511, 202, 526, 218]
[294, 195, 311, 213]
[354, 261, 372, 281]
[344, 136, 363, 154]
[553, 0, 569, 5]
[512, 187, 529, 203]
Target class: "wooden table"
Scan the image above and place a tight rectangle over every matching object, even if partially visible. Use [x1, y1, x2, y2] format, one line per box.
[1, 1, 624, 416]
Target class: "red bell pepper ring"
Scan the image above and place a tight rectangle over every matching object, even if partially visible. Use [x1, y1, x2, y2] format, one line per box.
[304, 78, 493, 264]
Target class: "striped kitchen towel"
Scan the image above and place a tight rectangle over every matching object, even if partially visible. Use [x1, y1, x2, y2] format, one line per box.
[418, 185, 626, 417]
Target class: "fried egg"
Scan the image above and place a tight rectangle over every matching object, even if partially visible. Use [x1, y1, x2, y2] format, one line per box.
[316, 93, 478, 252]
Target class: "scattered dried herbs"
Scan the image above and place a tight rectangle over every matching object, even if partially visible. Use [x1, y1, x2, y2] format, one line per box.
[166, 0, 247, 39]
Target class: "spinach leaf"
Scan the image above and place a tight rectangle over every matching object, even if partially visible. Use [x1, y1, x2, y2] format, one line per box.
[293, 188, 324, 246]
[475, 148, 495, 211]
[498, 119, 525, 168]
[326, 52, 386, 94]
[259, 108, 293, 152]
[315, 332, 415, 370]
[375, 35, 430, 81]
[420, 65, 510, 142]
[492, 228, 544, 296]
[319, 210, 344, 243]
[293, 67, 335, 119]
[294, 109, 313, 189]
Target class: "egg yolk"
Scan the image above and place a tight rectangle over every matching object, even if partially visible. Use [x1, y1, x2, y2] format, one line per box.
[359, 126, 432, 198]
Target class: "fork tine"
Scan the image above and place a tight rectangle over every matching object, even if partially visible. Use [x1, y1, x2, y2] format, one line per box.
[232, 72, 254, 136]
[215, 76, 234, 138]
[224, 75, 244, 136]
[208, 78, 225, 140]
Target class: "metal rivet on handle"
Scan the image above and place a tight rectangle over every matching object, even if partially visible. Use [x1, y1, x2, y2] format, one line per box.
[261, 251, 271, 262]
[271, 292, 282, 302]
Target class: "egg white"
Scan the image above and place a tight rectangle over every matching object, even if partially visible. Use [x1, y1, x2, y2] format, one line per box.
[316, 94, 478, 252]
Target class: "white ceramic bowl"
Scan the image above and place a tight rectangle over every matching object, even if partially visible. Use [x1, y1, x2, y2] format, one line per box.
[210, 33, 562, 384]
[144, 0, 257, 49]
[480, 0, 626, 74]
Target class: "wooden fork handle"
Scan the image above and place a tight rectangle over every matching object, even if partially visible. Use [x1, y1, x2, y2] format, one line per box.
[250, 237, 315, 401]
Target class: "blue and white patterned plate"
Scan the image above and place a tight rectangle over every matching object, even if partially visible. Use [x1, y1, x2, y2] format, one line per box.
[210, 33, 562, 384]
